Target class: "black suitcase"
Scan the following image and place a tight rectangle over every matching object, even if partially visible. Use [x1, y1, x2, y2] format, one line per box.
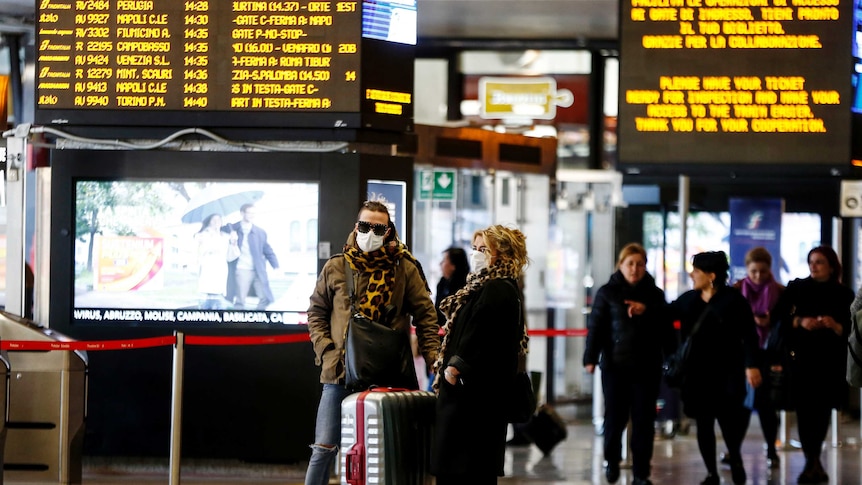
[523, 404, 567, 455]
[341, 388, 436, 485]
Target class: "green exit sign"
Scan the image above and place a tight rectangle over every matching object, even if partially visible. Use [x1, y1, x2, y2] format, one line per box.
[418, 169, 456, 200]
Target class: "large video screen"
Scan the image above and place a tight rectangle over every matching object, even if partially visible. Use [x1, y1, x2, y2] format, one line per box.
[618, 0, 852, 167]
[46, 149, 364, 332]
[72, 180, 317, 327]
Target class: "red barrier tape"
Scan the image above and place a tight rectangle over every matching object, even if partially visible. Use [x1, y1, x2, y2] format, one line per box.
[0, 328, 579, 352]
[1, 335, 177, 351]
[185, 334, 310, 346]
[528, 328, 588, 337]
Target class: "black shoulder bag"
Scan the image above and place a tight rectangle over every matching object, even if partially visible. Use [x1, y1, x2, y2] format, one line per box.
[342, 258, 418, 391]
[662, 306, 709, 388]
[848, 309, 862, 388]
[506, 281, 538, 423]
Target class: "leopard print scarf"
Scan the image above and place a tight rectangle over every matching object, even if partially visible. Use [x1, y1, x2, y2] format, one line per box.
[432, 260, 529, 392]
[343, 238, 428, 322]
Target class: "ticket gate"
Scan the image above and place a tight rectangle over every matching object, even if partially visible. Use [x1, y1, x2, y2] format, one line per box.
[0, 312, 87, 484]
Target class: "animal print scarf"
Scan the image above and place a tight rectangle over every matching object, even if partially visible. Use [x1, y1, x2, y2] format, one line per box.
[343, 238, 428, 322]
[432, 260, 529, 392]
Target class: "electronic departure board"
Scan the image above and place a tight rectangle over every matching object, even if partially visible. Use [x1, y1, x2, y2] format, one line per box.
[35, 0, 415, 133]
[618, 0, 852, 167]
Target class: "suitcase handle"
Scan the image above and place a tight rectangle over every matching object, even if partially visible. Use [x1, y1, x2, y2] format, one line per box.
[368, 386, 411, 393]
[344, 443, 365, 485]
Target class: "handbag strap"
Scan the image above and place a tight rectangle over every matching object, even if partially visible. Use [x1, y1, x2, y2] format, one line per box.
[688, 305, 711, 338]
[343, 256, 360, 314]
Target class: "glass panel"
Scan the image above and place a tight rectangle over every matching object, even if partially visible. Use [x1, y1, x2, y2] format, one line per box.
[548, 180, 616, 402]
[642, 211, 821, 300]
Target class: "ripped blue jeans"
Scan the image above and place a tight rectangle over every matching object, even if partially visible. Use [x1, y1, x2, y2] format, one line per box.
[305, 384, 353, 485]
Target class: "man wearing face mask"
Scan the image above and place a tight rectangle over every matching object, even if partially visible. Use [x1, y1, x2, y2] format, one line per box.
[304, 199, 440, 485]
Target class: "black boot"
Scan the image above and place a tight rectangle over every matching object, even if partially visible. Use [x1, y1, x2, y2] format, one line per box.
[730, 460, 747, 485]
[766, 450, 780, 469]
[700, 473, 720, 485]
[605, 461, 620, 483]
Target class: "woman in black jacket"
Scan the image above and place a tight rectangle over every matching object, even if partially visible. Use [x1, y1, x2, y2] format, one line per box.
[669, 251, 761, 485]
[771, 246, 853, 484]
[583, 243, 673, 485]
[435, 247, 470, 327]
[431, 225, 529, 485]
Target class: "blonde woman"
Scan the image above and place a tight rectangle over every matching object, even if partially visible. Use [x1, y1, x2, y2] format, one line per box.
[431, 225, 529, 485]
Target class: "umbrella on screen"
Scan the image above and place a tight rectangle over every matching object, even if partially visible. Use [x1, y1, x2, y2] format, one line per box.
[181, 186, 264, 224]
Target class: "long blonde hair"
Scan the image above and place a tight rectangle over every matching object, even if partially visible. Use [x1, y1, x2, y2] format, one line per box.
[473, 225, 529, 277]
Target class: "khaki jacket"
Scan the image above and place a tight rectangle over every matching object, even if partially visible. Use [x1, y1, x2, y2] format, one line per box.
[307, 251, 439, 384]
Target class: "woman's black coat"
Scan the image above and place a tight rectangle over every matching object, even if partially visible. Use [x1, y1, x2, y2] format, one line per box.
[669, 286, 760, 418]
[432, 278, 521, 477]
[583, 271, 673, 373]
[772, 277, 854, 409]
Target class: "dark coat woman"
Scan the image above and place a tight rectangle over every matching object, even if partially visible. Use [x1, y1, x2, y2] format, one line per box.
[771, 246, 853, 484]
[435, 247, 470, 328]
[432, 225, 529, 485]
[583, 243, 673, 485]
[669, 251, 761, 485]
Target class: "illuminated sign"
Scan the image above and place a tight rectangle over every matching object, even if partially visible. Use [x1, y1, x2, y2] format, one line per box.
[35, 0, 414, 132]
[618, 0, 851, 165]
[479, 77, 574, 120]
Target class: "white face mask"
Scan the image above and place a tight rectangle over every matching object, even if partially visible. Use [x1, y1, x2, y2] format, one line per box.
[470, 250, 488, 273]
[356, 231, 386, 253]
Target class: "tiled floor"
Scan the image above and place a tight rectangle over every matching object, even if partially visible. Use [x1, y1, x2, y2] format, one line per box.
[81, 409, 862, 484]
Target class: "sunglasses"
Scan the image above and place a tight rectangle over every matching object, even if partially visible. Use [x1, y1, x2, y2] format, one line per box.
[357, 221, 388, 236]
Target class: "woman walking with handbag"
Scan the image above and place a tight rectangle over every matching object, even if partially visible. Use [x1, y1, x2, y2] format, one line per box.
[583, 243, 674, 485]
[431, 225, 529, 485]
[304, 199, 440, 485]
[771, 246, 853, 484]
[669, 251, 762, 485]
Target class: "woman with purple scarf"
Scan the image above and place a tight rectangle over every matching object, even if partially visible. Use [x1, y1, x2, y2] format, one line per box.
[726, 247, 784, 469]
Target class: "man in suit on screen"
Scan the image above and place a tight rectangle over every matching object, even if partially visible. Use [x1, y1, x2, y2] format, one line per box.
[225, 203, 280, 310]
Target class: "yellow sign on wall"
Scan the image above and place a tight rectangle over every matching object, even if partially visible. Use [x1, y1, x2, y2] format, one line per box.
[479, 77, 573, 120]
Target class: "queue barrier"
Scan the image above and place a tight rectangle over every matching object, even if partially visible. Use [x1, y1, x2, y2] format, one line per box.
[0, 313, 86, 485]
[0, 329, 313, 485]
[0, 324, 585, 484]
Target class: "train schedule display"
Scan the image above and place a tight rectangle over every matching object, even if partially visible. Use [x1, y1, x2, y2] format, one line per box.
[618, 0, 852, 166]
[35, 0, 415, 133]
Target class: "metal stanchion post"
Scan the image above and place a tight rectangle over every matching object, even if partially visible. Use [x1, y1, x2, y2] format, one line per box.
[779, 410, 791, 450]
[170, 331, 185, 485]
[830, 408, 838, 448]
[621, 420, 632, 468]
